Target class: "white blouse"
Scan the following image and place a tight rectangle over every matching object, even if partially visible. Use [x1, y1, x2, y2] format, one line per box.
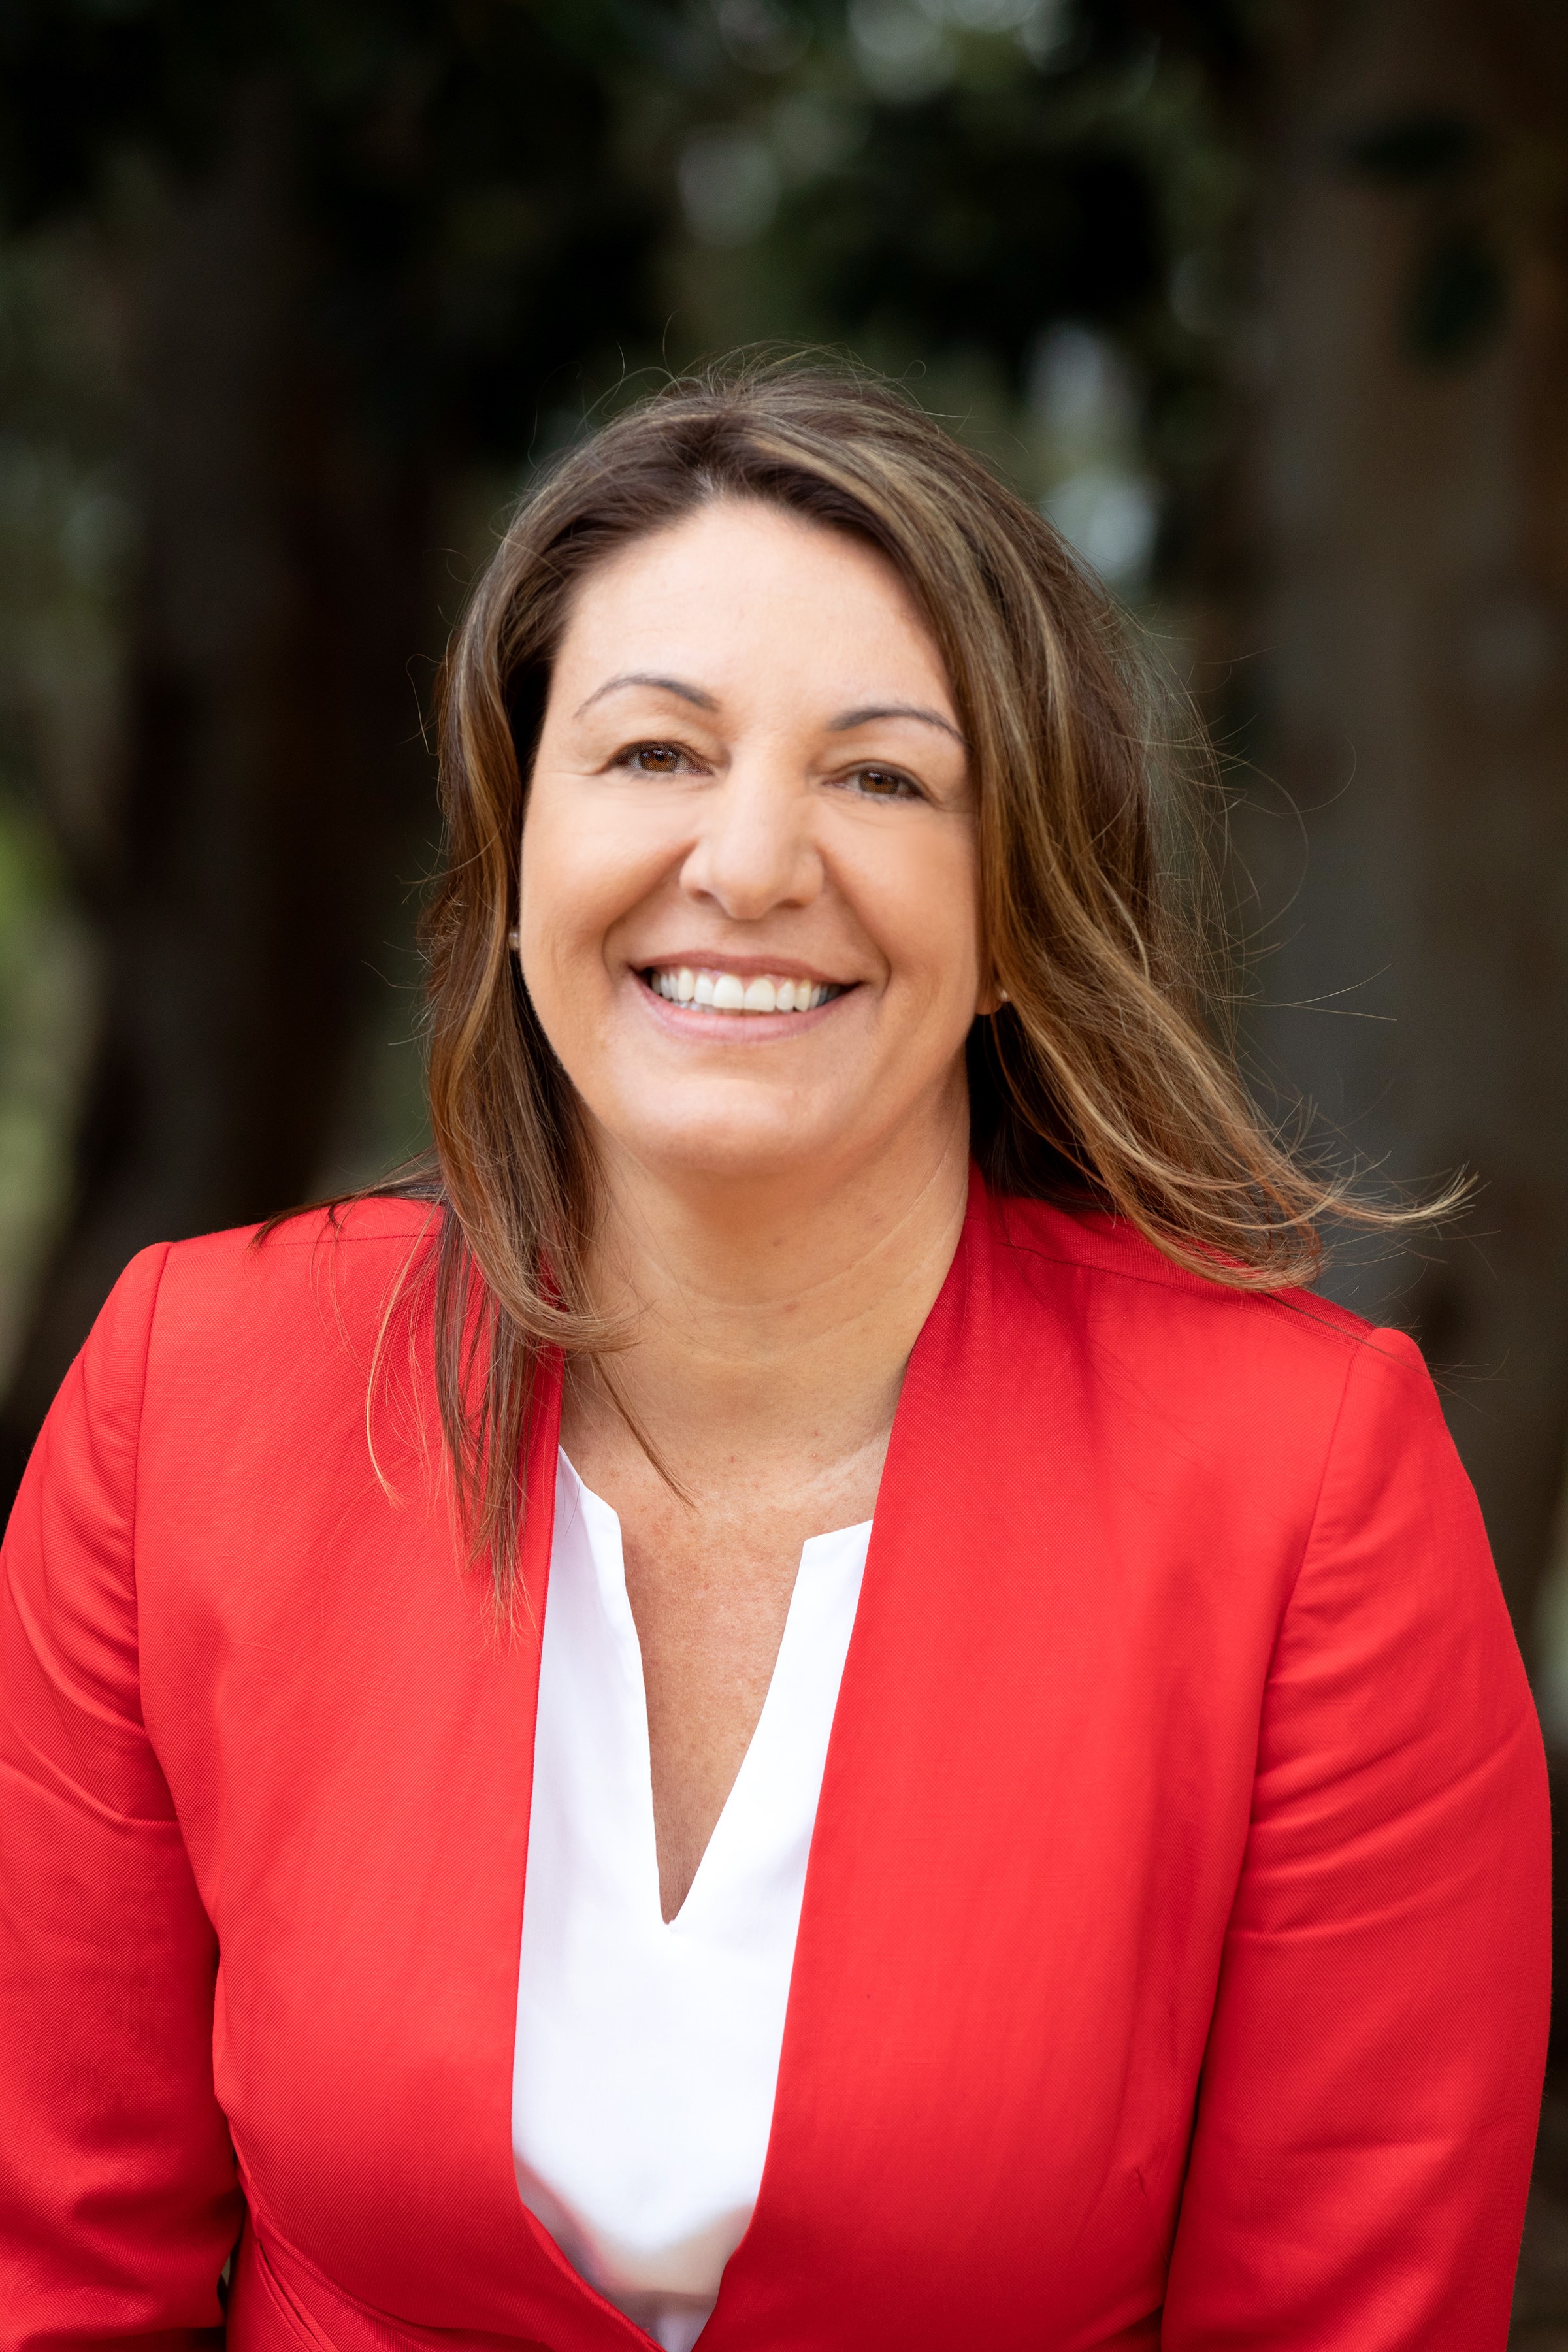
[512, 1452, 871, 2352]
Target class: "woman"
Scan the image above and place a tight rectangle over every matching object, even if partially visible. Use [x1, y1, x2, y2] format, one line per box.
[0, 360, 1549, 2351]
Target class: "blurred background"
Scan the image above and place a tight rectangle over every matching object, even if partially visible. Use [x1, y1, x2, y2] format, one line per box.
[0, 0, 1564, 2326]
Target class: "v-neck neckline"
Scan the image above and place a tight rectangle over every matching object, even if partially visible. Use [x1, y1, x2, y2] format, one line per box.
[495, 1174, 985, 2347]
[556, 1450, 872, 1932]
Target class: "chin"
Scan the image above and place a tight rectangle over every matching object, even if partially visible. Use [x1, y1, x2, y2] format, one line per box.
[627, 1105, 836, 1188]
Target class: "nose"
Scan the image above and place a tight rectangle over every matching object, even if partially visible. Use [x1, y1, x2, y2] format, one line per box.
[679, 758, 823, 921]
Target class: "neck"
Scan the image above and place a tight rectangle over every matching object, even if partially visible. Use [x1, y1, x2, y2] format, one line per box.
[575, 1095, 972, 1496]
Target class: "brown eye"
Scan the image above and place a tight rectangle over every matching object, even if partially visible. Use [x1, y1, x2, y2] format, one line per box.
[629, 743, 683, 774]
[851, 765, 915, 798]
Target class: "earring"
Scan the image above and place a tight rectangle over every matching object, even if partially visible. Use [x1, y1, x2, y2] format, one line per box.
[507, 928, 520, 951]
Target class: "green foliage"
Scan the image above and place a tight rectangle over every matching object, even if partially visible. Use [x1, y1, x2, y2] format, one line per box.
[0, 1, 678, 452]
[0, 1, 1257, 482]
[0, 0, 1260, 1382]
[0, 235, 126, 1370]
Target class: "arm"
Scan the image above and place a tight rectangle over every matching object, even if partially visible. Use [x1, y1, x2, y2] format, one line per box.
[0, 1247, 242, 2351]
[1164, 1328, 1550, 2349]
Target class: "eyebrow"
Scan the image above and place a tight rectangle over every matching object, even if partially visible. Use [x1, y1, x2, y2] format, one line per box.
[828, 702, 966, 747]
[576, 675, 966, 749]
[574, 672, 719, 719]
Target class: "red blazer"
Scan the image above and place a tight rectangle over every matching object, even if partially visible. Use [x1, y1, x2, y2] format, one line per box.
[0, 1175, 1549, 2351]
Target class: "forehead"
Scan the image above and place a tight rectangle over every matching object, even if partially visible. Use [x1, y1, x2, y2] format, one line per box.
[551, 498, 955, 709]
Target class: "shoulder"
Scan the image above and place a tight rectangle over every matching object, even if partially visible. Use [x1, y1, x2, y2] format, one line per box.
[987, 1187, 1385, 1349]
[161, 1192, 440, 1277]
[152, 1194, 440, 1326]
[987, 1187, 1369, 1327]
[970, 1191, 1509, 1690]
[84, 1197, 444, 1441]
[977, 1185, 1431, 1454]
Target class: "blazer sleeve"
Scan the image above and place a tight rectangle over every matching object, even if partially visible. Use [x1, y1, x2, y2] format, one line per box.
[1162, 1326, 1551, 2349]
[0, 1245, 241, 2351]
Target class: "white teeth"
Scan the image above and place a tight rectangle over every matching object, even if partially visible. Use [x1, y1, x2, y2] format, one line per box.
[647, 968, 836, 1015]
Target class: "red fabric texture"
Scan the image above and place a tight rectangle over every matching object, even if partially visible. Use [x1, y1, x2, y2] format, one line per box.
[0, 1175, 1550, 2349]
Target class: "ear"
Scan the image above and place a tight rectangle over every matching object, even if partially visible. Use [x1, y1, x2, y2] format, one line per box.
[975, 981, 1010, 1017]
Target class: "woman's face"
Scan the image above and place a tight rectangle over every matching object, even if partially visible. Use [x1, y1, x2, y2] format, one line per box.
[519, 498, 990, 1196]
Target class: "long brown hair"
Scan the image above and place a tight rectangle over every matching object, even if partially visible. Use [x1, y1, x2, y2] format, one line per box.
[384, 353, 1442, 1601]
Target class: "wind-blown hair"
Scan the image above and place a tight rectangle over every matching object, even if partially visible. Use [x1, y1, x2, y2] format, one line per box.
[381, 354, 1433, 1602]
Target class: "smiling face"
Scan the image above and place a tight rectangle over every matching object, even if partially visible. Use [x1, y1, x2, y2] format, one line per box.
[518, 498, 991, 1201]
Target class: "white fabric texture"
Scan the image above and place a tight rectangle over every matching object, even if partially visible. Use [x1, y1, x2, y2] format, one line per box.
[512, 1450, 871, 2352]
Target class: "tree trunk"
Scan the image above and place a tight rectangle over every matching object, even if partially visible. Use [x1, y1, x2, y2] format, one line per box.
[0, 90, 438, 1502]
[1229, 0, 1568, 1643]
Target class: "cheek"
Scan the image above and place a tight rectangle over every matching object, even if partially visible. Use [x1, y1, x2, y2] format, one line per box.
[519, 785, 640, 973]
[865, 828, 983, 1010]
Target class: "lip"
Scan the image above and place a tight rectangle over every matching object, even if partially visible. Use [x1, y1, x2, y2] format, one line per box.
[629, 966, 856, 1037]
